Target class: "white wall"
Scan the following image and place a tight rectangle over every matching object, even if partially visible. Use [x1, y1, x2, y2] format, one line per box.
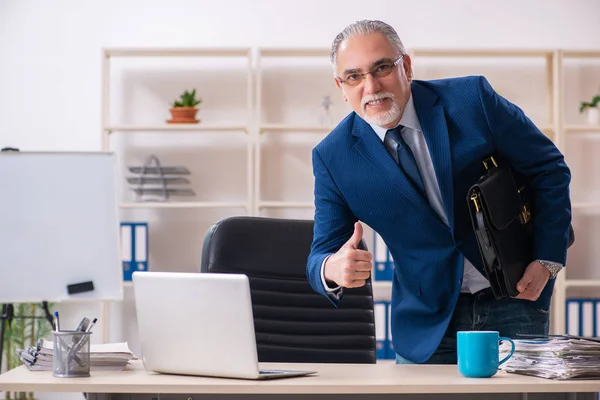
[1, 0, 600, 150]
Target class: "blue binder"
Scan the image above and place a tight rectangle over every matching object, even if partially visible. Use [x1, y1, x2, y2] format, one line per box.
[373, 232, 394, 281]
[386, 301, 395, 359]
[566, 298, 600, 337]
[120, 222, 148, 281]
[374, 301, 388, 359]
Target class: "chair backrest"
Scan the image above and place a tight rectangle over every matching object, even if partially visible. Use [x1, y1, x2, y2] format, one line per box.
[200, 216, 376, 364]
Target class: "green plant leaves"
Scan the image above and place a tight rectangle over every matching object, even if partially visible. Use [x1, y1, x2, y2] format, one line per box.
[2, 303, 54, 399]
[580, 95, 600, 113]
[172, 88, 202, 108]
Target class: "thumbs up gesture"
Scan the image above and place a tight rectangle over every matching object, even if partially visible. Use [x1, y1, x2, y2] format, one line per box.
[323, 222, 373, 288]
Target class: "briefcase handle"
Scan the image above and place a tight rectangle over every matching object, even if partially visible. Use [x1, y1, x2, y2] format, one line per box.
[472, 156, 532, 226]
[482, 156, 498, 170]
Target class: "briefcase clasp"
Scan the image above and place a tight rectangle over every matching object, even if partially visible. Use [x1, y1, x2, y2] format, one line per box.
[470, 192, 481, 212]
[520, 203, 531, 224]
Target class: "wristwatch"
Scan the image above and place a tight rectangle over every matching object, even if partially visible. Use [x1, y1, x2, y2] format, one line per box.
[538, 260, 563, 280]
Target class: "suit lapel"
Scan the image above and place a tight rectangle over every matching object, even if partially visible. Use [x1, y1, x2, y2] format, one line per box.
[351, 115, 426, 208]
[411, 81, 455, 230]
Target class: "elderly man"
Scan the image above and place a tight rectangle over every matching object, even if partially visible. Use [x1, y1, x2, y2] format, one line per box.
[306, 20, 571, 364]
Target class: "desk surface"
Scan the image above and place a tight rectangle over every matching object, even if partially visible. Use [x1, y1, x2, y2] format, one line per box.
[1, 360, 600, 394]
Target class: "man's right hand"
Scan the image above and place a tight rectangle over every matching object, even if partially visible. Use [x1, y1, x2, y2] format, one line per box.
[323, 222, 373, 288]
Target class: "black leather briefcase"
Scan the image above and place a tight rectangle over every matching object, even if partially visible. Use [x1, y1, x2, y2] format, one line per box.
[467, 156, 574, 299]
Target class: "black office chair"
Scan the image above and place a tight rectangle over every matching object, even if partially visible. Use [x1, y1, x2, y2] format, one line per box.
[200, 216, 376, 364]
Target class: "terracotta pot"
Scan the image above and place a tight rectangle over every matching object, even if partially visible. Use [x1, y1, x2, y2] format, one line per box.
[167, 107, 199, 124]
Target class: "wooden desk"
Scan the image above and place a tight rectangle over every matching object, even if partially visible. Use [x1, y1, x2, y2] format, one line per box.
[1, 360, 599, 400]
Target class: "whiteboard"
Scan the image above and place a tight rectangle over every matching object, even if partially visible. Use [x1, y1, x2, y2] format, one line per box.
[0, 152, 123, 303]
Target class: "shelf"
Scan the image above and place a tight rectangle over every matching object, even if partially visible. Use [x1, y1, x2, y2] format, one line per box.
[562, 50, 600, 59]
[258, 201, 314, 209]
[259, 48, 559, 59]
[572, 203, 600, 215]
[120, 201, 249, 209]
[259, 123, 552, 134]
[564, 279, 600, 288]
[573, 202, 600, 210]
[104, 48, 251, 58]
[259, 124, 333, 134]
[410, 49, 554, 58]
[565, 125, 600, 133]
[104, 125, 248, 133]
[259, 48, 329, 58]
[372, 281, 392, 290]
[372, 281, 392, 301]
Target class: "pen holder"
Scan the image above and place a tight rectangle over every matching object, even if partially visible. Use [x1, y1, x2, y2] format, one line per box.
[52, 331, 92, 378]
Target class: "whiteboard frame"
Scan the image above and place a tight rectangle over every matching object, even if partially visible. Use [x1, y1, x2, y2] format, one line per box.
[0, 151, 124, 304]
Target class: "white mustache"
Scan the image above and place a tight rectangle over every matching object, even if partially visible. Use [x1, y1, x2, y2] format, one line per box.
[361, 92, 396, 110]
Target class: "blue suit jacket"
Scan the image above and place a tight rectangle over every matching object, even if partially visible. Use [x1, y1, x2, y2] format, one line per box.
[306, 76, 572, 363]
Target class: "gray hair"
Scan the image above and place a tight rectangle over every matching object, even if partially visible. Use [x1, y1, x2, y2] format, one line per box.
[330, 20, 406, 73]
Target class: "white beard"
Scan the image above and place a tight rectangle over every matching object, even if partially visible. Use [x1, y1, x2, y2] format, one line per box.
[360, 92, 401, 127]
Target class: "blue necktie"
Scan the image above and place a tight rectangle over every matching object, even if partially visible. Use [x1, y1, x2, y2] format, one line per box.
[386, 126, 425, 194]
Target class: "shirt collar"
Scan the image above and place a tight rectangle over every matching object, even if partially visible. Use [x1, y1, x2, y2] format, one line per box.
[368, 92, 421, 142]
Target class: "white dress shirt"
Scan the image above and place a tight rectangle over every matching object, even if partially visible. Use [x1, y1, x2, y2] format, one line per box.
[320, 94, 490, 296]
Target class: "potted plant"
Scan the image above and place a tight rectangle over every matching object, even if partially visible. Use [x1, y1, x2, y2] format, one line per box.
[580, 94, 600, 125]
[167, 89, 202, 124]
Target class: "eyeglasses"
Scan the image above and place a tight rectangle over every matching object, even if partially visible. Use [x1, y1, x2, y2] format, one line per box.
[337, 54, 405, 87]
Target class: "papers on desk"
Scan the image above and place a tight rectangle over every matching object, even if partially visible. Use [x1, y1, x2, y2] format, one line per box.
[17, 339, 137, 371]
[499, 336, 600, 380]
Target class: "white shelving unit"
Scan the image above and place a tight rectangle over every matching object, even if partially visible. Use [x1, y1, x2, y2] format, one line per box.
[409, 48, 559, 141]
[254, 48, 337, 217]
[259, 124, 334, 133]
[98, 46, 600, 343]
[257, 201, 314, 208]
[119, 201, 249, 209]
[554, 50, 600, 334]
[104, 124, 249, 132]
[101, 46, 254, 210]
[565, 125, 600, 133]
[99, 47, 254, 343]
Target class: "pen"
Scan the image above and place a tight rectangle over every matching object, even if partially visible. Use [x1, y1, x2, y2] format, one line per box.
[85, 318, 97, 333]
[70, 317, 91, 348]
[75, 317, 90, 332]
[53, 311, 60, 332]
[68, 317, 98, 366]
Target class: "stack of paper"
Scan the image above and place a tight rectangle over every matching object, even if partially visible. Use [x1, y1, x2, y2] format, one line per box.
[17, 339, 137, 371]
[499, 336, 600, 380]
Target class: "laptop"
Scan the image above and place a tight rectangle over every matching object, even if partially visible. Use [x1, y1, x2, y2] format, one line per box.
[132, 271, 317, 380]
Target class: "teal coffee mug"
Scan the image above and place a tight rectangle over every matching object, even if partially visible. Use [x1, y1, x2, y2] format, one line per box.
[457, 331, 515, 378]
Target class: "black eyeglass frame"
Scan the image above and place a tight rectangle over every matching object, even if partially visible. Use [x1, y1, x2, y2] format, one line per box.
[336, 54, 406, 86]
